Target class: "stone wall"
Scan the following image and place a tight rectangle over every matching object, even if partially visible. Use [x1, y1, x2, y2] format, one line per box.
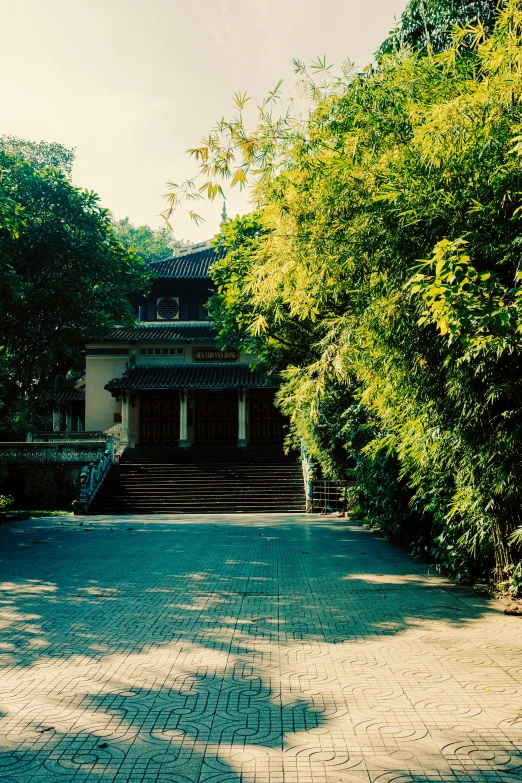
[0, 441, 106, 510]
[0, 464, 82, 510]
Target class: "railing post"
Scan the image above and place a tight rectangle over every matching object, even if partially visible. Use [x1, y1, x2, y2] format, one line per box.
[106, 435, 114, 463]
[237, 388, 247, 447]
[75, 465, 91, 513]
[121, 395, 130, 445]
[179, 389, 190, 448]
[303, 466, 314, 512]
[74, 443, 115, 514]
[52, 406, 61, 432]
[88, 462, 95, 495]
[301, 440, 314, 512]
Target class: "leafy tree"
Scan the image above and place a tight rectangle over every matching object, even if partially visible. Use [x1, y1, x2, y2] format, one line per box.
[208, 213, 317, 369]
[0, 135, 75, 174]
[177, 0, 522, 591]
[113, 217, 187, 261]
[0, 150, 150, 434]
[379, 0, 498, 55]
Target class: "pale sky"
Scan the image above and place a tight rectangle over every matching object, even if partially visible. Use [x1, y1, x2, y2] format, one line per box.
[0, 0, 409, 243]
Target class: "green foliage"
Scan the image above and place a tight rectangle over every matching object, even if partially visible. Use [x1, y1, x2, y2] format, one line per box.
[0, 135, 75, 174]
[209, 213, 317, 371]
[113, 217, 187, 261]
[379, 0, 498, 55]
[182, 0, 522, 592]
[0, 150, 151, 434]
[408, 238, 522, 357]
[0, 494, 13, 509]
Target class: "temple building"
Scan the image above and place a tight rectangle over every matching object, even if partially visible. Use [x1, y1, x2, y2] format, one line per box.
[22, 238, 307, 514]
[84, 241, 284, 451]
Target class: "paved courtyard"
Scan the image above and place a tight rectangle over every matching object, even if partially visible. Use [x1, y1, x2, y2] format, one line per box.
[0, 514, 521, 783]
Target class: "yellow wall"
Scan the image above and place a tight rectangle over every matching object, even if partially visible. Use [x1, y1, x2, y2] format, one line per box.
[85, 356, 128, 433]
[85, 339, 258, 442]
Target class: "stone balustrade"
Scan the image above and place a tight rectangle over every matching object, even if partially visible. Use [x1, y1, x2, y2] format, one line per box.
[0, 441, 107, 464]
[31, 431, 105, 442]
[73, 435, 127, 513]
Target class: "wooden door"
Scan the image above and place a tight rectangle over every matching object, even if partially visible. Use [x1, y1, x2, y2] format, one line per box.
[249, 390, 285, 444]
[140, 392, 180, 445]
[195, 390, 238, 444]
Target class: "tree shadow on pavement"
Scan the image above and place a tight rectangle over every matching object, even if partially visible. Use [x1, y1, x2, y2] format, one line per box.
[0, 514, 520, 782]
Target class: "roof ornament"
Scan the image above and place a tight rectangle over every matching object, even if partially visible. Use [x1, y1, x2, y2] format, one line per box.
[221, 200, 228, 226]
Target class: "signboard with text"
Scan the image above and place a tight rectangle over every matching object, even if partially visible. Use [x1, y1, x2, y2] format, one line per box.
[193, 348, 239, 363]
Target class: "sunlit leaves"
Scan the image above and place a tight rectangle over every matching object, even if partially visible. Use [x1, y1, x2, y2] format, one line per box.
[232, 91, 250, 111]
[199, 0, 522, 588]
[407, 238, 522, 356]
[379, 0, 497, 57]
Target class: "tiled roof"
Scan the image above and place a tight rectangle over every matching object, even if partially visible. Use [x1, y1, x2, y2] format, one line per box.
[52, 388, 85, 402]
[105, 364, 277, 391]
[149, 242, 226, 279]
[107, 323, 217, 341]
[51, 377, 85, 402]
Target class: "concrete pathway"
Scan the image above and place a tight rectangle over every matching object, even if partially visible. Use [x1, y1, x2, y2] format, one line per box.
[0, 513, 521, 783]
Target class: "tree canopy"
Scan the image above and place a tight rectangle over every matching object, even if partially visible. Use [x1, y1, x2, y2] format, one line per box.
[0, 135, 75, 174]
[174, 0, 522, 592]
[0, 146, 150, 434]
[379, 0, 498, 55]
[113, 217, 187, 261]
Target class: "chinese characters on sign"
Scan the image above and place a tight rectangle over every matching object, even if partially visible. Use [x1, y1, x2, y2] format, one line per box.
[193, 348, 238, 362]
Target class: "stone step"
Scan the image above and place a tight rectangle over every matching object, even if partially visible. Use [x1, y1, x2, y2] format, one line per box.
[108, 468, 299, 474]
[93, 502, 305, 507]
[117, 462, 301, 467]
[90, 451, 306, 514]
[91, 496, 304, 502]
[122, 451, 295, 465]
[113, 476, 302, 481]
[103, 478, 303, 486]
[89, 505, 306, 513]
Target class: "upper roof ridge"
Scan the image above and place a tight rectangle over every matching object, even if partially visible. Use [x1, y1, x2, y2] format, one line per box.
[174, 239, 212, 256]
[146, 242, 226, 279]
[149, 240, 213, 264]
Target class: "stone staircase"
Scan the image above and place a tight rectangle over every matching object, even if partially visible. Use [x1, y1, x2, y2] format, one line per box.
[88, 447, 306, 514]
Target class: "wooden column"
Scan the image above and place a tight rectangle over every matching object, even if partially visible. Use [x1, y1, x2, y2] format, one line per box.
[65, 409, 72, 432]
[52, 406, 61, 432]
[121, 395, 130, 444]
[179, 389, 190, 448]
[238, 388, 247, 448]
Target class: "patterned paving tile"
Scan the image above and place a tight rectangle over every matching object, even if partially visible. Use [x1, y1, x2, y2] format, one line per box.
[0, 513, 521, 782]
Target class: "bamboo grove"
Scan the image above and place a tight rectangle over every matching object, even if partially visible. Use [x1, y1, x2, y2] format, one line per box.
[169, 0, 522, 592]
